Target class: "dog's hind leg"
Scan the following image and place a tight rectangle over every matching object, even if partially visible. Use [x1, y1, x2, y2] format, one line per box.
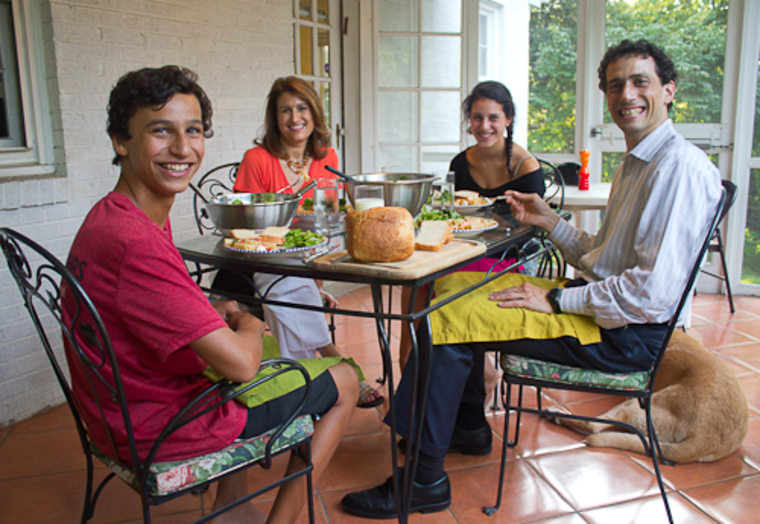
[585, 402, 687, 460]
[546, 399, 642, 435]
[585, 431, 649, 455]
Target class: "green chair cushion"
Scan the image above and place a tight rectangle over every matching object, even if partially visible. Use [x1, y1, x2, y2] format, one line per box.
[501, 354, 651, 391]
[93, 414, 313, 496]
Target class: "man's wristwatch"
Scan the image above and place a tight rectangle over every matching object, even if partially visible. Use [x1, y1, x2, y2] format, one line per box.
[547, 287, 563, 314]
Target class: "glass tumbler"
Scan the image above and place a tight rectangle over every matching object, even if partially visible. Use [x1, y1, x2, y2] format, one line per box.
[314, 179, 341, 236]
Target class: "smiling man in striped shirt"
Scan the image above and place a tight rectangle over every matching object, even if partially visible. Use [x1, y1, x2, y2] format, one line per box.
[342, 38, 722, 520]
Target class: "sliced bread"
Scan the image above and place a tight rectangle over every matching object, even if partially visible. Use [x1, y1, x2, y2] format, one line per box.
[260, 226, 290, 245]
[230, 228, 259, 240]
[415, 220, 453, 251]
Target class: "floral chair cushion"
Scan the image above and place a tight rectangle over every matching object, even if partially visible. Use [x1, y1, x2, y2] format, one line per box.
[501, 354, 651, 391]
[93, 414, 313, 496]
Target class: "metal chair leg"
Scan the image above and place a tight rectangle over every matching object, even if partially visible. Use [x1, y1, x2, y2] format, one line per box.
[715, 230, 735, 313]
[483, 381, 522, 515]
[645, 404, 674, 524]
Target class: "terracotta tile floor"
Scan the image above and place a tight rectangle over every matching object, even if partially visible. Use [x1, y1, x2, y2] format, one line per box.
[1, 289, 759, 523]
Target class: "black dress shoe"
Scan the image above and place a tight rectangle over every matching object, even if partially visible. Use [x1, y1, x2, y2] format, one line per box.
[341, 473, 451, 519]
[398, 424, 492, 456]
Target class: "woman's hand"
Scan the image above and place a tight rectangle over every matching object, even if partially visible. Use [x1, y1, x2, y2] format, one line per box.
[503, 190, 559, 233]
[319, 288, 338, 309]
[489, 282, 554, 314]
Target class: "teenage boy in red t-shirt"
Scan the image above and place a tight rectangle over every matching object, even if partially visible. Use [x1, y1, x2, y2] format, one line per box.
[65, 65, 358, 523]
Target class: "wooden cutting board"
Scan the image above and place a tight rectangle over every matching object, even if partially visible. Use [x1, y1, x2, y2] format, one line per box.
[311, 239, 486, 280]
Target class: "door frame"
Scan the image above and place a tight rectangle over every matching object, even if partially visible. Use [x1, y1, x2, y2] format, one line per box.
[727, 0, 760, 294]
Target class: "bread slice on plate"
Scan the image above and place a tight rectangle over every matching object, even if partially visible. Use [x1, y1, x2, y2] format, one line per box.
[415, 220, 453, 251]
[260, 226, 290, 245]
[230, 228, 259, 240]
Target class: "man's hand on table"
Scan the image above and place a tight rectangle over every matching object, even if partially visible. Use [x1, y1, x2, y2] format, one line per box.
[489, 282, 554, 315]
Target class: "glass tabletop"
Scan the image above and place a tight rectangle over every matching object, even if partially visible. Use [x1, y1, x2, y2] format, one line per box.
[176, 210, 536, 286]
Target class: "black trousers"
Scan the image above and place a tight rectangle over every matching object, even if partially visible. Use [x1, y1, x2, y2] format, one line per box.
[388, 319, 667, 459]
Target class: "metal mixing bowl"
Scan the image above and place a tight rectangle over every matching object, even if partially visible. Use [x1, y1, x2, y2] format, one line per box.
[343, 173, 436, 217]
[205, 193, 298, 234]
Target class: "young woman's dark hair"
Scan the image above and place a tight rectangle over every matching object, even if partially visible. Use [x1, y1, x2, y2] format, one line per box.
[462, 81, 516, 174]
[257, 76, 331, 160]
[107, 65, 213, 165]
[597, 39, 678, 111]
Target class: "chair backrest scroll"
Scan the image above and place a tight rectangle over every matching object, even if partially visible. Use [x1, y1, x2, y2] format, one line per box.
[192, 162, 240, 235]
[0, 227, 143, 469]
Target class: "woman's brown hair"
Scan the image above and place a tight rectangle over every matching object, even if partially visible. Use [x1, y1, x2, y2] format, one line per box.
[258, 76, 331, 160]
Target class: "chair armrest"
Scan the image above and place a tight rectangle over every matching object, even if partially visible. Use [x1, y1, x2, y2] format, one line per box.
[145, 358, 311, 468]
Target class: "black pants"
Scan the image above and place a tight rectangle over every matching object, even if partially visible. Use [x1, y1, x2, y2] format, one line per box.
[239, 371, 338, 438]
[387, 319, 667, 459]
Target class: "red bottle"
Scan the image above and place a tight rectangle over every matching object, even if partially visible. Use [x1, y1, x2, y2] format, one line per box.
[579, 149, 590, 191]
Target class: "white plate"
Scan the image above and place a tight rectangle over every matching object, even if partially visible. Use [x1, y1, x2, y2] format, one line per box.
[450, 217, 499, 234]
[222, 234, 327, 255]
[454, 198, 493, 214]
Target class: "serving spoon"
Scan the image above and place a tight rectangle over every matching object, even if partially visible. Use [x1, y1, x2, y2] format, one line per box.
[325, 165, 359, 183]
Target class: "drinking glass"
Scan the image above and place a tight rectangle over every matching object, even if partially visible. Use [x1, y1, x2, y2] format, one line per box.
[353, 184, 385, 210]
[431, 171, 455, 209]
[314, 179, 341, 236]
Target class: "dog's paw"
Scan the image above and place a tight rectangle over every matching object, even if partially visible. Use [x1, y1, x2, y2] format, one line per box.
[542, 405, 572, 425]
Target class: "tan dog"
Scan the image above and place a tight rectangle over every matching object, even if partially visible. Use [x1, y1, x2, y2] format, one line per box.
[549, 330, 749, 463]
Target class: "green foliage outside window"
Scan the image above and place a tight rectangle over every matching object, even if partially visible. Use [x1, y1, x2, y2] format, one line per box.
[528, 0, 577, 154]
[528, 0, 729, 151]
[743, 170, 760, 284]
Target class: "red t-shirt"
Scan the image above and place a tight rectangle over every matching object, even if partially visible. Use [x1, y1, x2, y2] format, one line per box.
[233, 145, 338, 201]
[63, 192, 246, 463]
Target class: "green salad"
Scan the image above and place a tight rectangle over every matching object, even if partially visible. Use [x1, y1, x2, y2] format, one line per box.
[281, 229, 325, 248]
[415, 206, 464, 226]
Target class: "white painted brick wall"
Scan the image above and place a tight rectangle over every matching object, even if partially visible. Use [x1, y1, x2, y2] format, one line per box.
[0, 0, 294, 427]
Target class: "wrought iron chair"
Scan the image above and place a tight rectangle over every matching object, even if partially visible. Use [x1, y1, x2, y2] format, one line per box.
[192, 161, 240, 235]
[486, 158, 567, 410]
[190, 162, 337, 343]
[0, 227, 316, 524]
[483, 186, 728, 523]
[527, 157, 567, 280]
[699, 179, 738, 313]
[538, 157, 565, 212]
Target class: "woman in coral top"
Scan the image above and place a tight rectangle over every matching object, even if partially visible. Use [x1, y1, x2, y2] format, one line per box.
[230, 76, 384, 409]
[234, 76, 337, 201]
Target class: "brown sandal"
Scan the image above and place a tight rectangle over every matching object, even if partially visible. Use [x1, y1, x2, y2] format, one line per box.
[358, 381, 385, 408]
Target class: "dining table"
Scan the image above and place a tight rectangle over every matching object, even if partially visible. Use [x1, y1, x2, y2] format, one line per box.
[176, 208, 551, 523]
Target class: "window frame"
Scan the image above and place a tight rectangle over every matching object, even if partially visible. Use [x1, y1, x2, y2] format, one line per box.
[0, 0, 54, 179]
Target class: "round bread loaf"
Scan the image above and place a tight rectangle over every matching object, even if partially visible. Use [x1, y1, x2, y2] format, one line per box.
[345, 207, 415, 262]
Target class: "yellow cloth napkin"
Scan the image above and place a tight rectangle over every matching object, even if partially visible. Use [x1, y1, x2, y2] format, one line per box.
[204, 335, 365, 408]
[430, 272, 601, 346]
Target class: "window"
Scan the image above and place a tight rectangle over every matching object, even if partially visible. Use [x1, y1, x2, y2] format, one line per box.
[478, 2, 501, 82]
[527, 0, 578, 155]
[0, 1, 24, 148]
[375, 0, 462, 174]
[293, 0, 342, 157]
[0, 0, 53, 178]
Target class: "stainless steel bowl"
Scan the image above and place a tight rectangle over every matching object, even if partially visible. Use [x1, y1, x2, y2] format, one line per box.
[344, 173, 436, 217]
[205, 193, 298, 234]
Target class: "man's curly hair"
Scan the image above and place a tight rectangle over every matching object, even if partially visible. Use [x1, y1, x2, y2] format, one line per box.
[598, 39, 677, 111]
[107, 65, 213, 165]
